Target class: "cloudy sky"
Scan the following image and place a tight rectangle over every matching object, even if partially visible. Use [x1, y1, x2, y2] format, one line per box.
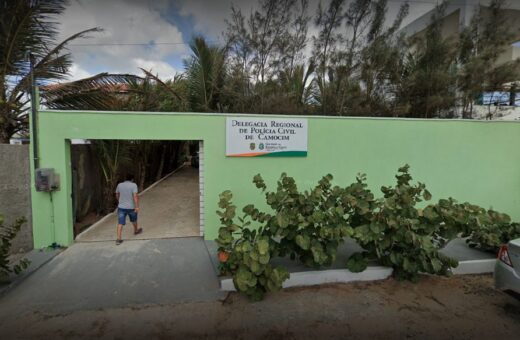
[58, 0, 437, 81]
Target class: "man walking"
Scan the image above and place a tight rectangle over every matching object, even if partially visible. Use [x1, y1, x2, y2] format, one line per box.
[115, 174, 142, 245]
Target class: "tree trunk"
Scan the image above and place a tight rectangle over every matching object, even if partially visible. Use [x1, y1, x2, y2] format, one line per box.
[138, 161, 146, 192]
[155, 144, 167, 181]
[102, 180, 116, 214]
[174, 142, 183, 167]
[0, 123, 12, 144]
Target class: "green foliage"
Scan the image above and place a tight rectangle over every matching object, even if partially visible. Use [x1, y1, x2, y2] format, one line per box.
[0, 215, 30, 283]
[257, 173, 352, 267]
[347, 165, 459, 281]
[35, 0, 520, 120]
[396, 2, 457, 118]
[0, 0, 100, 143]
[215, 190, 289, 301]
[457, 0, 520, 118]
[184, 36, 227, 112]
[217, 165, 520, 299]
[467, 217, 520, 252]
[216, 170, 377, 298]
[348, 165, 520, 280]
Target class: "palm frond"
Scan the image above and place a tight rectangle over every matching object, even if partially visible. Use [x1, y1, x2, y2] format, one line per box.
[184, 36, 227, 112]
[9, 28, 102, 103]
[0, 0, 104, 141]
[140, 68, 182, 101]
[41, 73, 143, 110]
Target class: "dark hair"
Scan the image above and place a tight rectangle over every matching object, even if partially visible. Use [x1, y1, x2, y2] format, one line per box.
[125, 173, 135, 181]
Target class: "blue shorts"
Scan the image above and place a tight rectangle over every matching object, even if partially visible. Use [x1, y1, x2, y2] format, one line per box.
[118, 208, 138, 225]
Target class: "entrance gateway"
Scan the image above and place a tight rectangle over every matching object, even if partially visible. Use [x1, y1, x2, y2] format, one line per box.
[72, 141, 204, 242]
[30, 110, 520, 248]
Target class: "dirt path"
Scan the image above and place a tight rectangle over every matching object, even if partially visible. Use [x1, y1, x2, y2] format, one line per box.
[1, 275, 519, 339]
[76, 166, 200, 242]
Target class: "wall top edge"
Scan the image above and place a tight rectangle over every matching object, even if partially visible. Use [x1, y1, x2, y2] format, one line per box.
[39, 110, 520, 124]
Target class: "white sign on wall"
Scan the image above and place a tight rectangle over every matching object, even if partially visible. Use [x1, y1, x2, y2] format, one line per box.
[226, 117, 308, 157]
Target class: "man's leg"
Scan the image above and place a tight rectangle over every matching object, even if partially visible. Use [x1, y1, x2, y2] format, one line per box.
[116, 209, 126, 243]
[117, 224, 124, 240]
[130, 211, 142, 235]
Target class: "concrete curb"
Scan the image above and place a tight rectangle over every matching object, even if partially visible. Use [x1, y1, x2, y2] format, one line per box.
[219, 259, 497, 292]
[75, 164, 186, 240]
[452, 259, 496, 275]
[220, 266, 394, 292]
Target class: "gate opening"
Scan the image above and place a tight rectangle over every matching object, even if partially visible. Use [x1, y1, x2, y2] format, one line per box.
[71, 139, 203, 242]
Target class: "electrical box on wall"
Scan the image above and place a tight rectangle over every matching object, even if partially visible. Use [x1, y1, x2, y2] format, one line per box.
[35, 168, 60, 192]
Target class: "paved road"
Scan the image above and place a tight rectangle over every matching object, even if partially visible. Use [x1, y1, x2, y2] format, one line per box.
[76, 166, 200, 242]
[0, 238, 224, 318]
[1, 275, 519, 339]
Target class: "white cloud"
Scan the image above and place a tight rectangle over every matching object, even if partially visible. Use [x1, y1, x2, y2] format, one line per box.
[132, 58, 177, 79]
[67, 64, 92, 80]
[56, 0, 436, 81]
[177, 0, 257, 40]
[58, 0, 185, 79]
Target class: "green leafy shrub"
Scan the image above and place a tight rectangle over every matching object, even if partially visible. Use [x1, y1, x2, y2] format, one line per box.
[467, 216, 520, 252]
[347, 165, 460, 281]
[347, 165, 520, 280]
[216, 165, 520, 299]
[215, 172, 375, 299]
[215, 190, 289, 301]
[250, 173, 368, 268]
[1, 215, 29, 283]
[421, 197, 520, 252]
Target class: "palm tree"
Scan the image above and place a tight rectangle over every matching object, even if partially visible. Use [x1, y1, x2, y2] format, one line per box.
[184, 36, 227, 112]
[0, 0, 99, 143]
[278, 62, 315, 111]
[43, 68, 188, 207]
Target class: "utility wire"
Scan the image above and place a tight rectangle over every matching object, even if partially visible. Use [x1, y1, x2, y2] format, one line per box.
[66, 0, 499, 48]
[69, 40, 221, 47]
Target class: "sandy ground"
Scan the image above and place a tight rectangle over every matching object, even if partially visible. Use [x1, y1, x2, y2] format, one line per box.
[76, 166, 200, 242]
[1, 274, 519, 340]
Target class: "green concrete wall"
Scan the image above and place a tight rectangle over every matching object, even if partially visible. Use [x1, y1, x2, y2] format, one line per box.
[30, 110, 520, 248]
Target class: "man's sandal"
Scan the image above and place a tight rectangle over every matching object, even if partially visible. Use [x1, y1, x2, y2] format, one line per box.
[116, 239, 123, 245]
[134, 228, 143, 235]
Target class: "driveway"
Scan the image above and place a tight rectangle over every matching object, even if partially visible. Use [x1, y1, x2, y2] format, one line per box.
[0, 237, 224, 318]
[76, 166, 200, 242]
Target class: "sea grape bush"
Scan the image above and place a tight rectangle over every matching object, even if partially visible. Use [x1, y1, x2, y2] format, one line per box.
[346, 165, 459, 281]
[216, 165, 520, 299]
[215, 190, 289, 301]
[467, 214, 520, 252]
[251, 173, 372, 268]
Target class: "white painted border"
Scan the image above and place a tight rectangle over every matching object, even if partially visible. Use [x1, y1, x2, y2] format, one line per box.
[219, 259, 497, 291]
[220, 266, 394, 292]
[451, 259, 496, 275]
